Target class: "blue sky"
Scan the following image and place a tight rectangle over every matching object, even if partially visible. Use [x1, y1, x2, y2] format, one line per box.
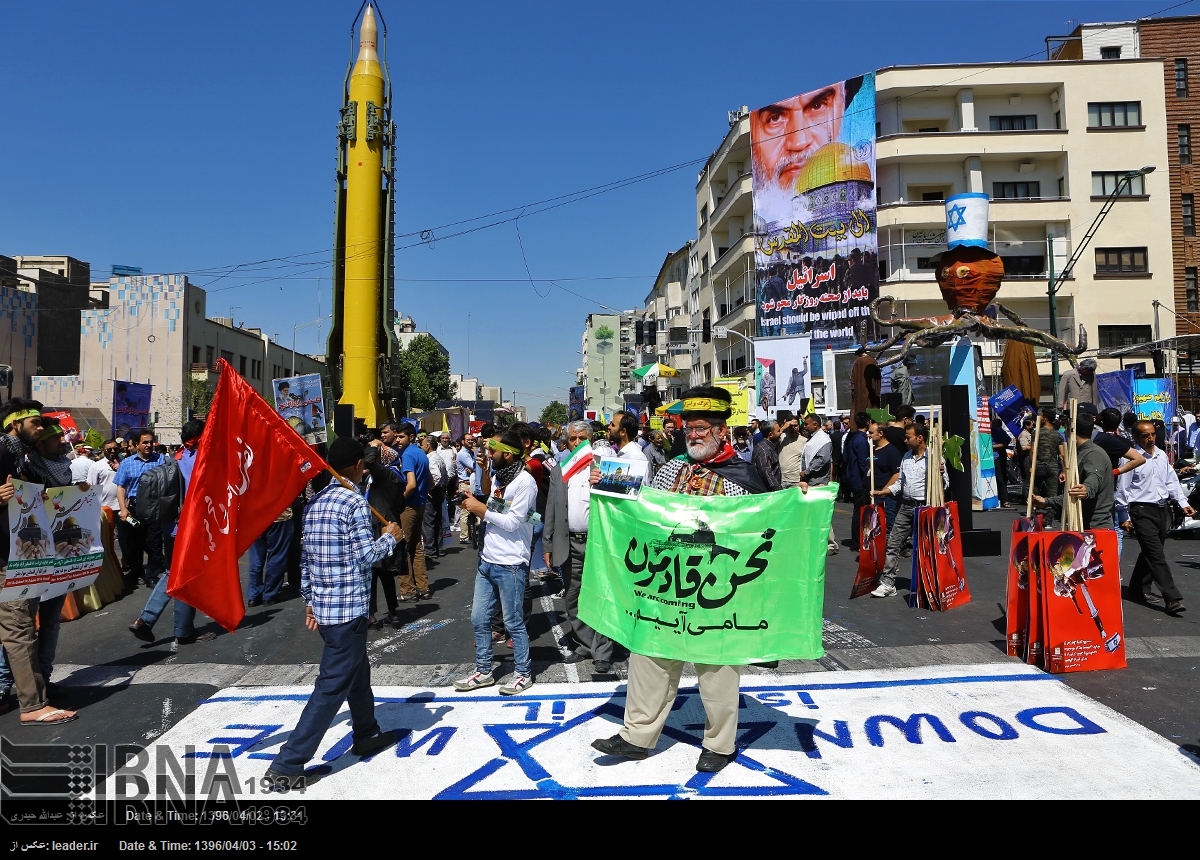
[0, 0, 1174, 414]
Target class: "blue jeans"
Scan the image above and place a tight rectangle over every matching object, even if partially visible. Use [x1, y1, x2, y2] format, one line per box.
[530, 521, 545, 571]
[472, 561, 531, 676]
[248, 520, 293, 603]
[0, 594, 64, 691]
[884, 496, 898, 532]
[1114, 509, 1124, 560]
[139, 572, 197, 640]
[270, 616, 378, 775]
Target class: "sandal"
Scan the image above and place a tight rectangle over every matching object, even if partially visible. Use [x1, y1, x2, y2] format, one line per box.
[22, 709, 78, 726]
[418, 591, 432, 601]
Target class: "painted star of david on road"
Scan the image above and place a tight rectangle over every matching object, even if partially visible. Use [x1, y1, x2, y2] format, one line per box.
[946, 204, 967, 232]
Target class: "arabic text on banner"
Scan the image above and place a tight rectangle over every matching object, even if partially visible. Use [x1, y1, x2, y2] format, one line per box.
[751, 73, 878, 352]
[1, 480, 55, 601]
[42, 485, 104, 599]
[578, 485, 832, 664]
[272, 372, 328, 445]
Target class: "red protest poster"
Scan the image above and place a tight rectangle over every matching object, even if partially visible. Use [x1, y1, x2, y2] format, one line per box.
[849, 504, 888, 599]
[1040, 530, 1126, 673]
[1005, 515, 1042, 657]
[911, 503, 970, 610]
[1026, 539, 1044, 667]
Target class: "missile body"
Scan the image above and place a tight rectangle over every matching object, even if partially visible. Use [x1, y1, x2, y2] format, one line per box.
[328, 4, 398, 429]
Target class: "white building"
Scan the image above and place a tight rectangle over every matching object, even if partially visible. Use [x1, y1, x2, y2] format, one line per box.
[32, 274, 325, 444]
[637, 243, 692, 402]
[875, 58, 1173, 397]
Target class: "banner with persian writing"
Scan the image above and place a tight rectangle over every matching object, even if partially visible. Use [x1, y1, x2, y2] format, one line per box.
[751, 73, 878, 351]
[42, 485, 104, 599]
[578, 485, 832, 664]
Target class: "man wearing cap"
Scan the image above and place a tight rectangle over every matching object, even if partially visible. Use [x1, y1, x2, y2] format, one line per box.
[591, 386, 767, 774]
[1058, 358, 1098, 410]
[263, 437, 403, 792]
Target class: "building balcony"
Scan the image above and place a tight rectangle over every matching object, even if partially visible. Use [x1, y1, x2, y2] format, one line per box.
[877, 128, 1068, 160]
[709, 173, 752, 233]
[711, 235, 755, 279]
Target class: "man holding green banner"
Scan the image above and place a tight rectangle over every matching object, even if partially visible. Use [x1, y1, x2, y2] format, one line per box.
[585, 386, 832, 773]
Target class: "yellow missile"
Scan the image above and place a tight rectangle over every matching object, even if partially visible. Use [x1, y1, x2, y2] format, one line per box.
[338, 4, 388, 426]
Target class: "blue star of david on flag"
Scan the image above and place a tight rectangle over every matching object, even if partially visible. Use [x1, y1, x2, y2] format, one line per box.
[946, 204, 968, 233]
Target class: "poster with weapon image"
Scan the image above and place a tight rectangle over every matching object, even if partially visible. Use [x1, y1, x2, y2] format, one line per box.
[1040, 530, 1126, 673]
[907, 408, 970, 611]
[42, 485, 104, 599]
[0, 479, 54, 602]
[849, 503, 887, 599]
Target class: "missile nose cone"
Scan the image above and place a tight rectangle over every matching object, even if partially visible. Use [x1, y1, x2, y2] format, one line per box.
[357, 5, 379, 64]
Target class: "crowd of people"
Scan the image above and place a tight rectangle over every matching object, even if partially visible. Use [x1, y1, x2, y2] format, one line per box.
[3, 376, 1195, 782]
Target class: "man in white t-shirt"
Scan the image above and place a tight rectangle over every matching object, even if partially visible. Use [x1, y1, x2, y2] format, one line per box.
[454, 429, 537, 696]
[70, 446, 95, 484]
[86, 439, 121, 509]
[608, 411, 648, 462]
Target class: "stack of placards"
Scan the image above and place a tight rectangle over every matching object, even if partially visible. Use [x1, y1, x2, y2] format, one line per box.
[0, 480, 105, 602]
[850, 503, 887, 599]
[1005, 515, 1043, 657]
[1006, 530, 1126, 673]
[908, 408, 971, 611]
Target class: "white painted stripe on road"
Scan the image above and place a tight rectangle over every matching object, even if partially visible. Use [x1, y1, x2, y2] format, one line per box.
[540, 594, 578, 683]
[144, 663, 1200, 799]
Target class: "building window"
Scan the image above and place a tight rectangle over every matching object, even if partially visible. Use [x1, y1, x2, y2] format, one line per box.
[251, 359, 262, 380]
[1087, 101, 1141, 127]
[989, 115, 1037, 131]
[205, 346, 214, 366]
[1181, 125, 1193, 164]
[1054, 110, 1061, 129]
[1099, 325, 1152, 348]
[993, 181, 1040, 199]
[1185, 194, 1196, 237]
[1091, 171, 1145, 196]
[1094, 247, 1148, 274]
[917, 126, 940, 133]
[192, 346, 200, 365]
[921, 191, 944, 201]
[1100, 46, 1122, 59]
[239, 355, 247, 376]
[1188, 267, 1199, 312]
[699, 204, 708, 227]
[1177, 58, 1189, 98]
[701, 254, 709, 274]
[915, 257, 936, 270]
[1001, 256, 1046, 277]
[1058, 176, 1066, 197]
[220, 350, 233, 363]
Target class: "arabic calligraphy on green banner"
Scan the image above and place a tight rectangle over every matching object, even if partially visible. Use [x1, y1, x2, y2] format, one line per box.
[578, 485, 833, 664]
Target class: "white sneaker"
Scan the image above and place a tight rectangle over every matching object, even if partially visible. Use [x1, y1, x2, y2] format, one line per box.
[453, 671, 495, 691]
[499, 674, 534, 695]
[870, 583, 897, 598]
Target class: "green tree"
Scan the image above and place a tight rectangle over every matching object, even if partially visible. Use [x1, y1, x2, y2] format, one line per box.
[595, 324, 615, 341]
[183, 375, 214, 417]
[399, 335, 451, 411]
[539, 400, 568, 426]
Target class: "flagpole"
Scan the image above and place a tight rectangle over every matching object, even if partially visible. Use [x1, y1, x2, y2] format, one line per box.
[326, 468, 393, 527]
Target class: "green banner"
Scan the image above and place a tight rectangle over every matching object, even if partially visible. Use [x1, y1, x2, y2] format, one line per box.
[578, 485, 834, 664]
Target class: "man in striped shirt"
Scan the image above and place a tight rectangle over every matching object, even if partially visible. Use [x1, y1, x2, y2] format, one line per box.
[264, 437, 403, 792]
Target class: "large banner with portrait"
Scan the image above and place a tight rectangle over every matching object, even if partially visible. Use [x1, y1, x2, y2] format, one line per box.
[271, 373, 328, 444]
[753, 335, 812, 420]
[751, 73, 878, 353]
[0, 480, 104, 602]
[112, 380, 152, 441]
[568, 386, 586, 421]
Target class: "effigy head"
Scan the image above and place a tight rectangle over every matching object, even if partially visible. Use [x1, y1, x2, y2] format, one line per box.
[934, 192, 1005, 312]
[934, 245, 1006, 312]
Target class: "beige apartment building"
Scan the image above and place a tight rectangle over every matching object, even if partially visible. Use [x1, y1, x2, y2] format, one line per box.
[876, 58, 1172, 397]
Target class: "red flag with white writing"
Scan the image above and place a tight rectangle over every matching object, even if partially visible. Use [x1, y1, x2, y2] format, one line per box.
[169, 359, 327, 631]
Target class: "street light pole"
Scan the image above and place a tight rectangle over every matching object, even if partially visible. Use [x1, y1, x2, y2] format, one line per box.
[1045, 165, 1155, 398]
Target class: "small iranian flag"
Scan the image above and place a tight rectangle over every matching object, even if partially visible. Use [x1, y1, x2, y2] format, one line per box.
[561, 440, 594, 482]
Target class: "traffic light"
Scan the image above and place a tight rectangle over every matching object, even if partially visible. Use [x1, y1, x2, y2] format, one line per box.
[702, 317, 711, 343]
[635, 320, 644, 346]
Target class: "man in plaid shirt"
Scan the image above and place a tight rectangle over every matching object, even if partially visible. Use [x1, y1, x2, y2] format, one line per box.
[265, 437, 404, 792]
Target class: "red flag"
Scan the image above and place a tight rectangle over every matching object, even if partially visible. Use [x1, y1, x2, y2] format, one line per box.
[169, 359, 327, 631]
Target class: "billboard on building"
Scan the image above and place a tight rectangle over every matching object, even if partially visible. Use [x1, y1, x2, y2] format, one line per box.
[111, 381, 152, 441]
[272, 373, 327, 444]
[753, 335, 812, 420]
[750, 73, 878, 355]
[568, 386, 586, 421]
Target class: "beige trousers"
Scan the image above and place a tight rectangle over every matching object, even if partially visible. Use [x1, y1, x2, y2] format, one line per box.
[0, 598, 48, 713]
[620, 653, 741, 755]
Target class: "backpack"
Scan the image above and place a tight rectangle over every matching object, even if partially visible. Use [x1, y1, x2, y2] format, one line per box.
[135, 459, 185, 524]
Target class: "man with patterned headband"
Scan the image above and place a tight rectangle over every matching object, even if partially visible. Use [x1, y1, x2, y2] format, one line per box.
[454, 429, 538, 695]
[592, 385, 770, 774]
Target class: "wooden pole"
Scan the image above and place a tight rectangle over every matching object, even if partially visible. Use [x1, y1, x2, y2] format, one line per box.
[1025, 417, 1042, 519]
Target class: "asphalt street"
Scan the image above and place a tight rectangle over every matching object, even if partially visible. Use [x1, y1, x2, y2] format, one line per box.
[9, 502, 1200, 766]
